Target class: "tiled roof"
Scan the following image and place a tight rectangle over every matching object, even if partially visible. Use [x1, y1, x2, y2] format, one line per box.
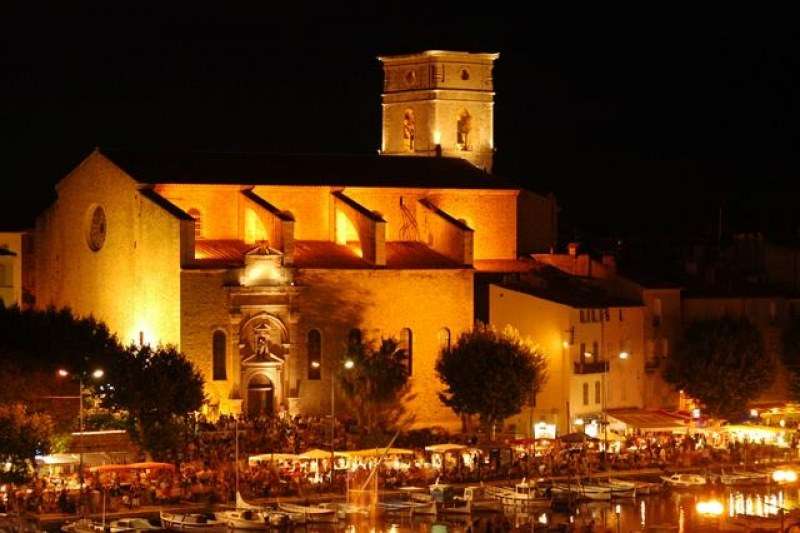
[385, 241, 462, 269]
[606, 409, 687, 430]
[190, 239, 465, 270]
[496, 263, 643, 308]
[100, 148, 518, 190]
[194, 239, 256, 268]
[474, 258, 536, 273]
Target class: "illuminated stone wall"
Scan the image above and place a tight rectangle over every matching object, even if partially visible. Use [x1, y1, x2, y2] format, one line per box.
[292, 268, 473, 430]
[34, 152, 187, 347]
[489, 284, 646, 436]
[0, 232, 23, 307]
[379, 51, 497, 171]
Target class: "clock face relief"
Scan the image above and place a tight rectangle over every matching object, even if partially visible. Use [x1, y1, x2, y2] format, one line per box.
[86, 205, 107, 251]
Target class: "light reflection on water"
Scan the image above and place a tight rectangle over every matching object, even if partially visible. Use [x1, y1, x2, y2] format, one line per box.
[306, 486, 800, 531]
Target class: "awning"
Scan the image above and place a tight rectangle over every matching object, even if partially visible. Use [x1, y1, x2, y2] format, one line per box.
[425, 444, 468, 454]
[298, 448, 347, 460]
[345, 448, 415, 458]
[248, 453, 298, 464]
[606, 409, 687, 432]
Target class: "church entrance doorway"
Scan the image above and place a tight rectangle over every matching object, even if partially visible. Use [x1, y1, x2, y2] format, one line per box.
[247, 374, 274, 417]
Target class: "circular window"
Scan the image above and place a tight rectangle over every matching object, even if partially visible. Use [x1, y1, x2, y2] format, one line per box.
[86, 205, 107, 252]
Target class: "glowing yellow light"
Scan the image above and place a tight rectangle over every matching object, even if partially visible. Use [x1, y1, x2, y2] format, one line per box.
[433, 130, 442, 145]
[584, 352, 593, 359]
[692, 408, 701, 419]
[344, 360, 355, 370]
[619, 351, 629, 360]
[575, 418, 584, 426]
[750, 408, 759, 418]
[772, 469, 798, 483]
[92, 369, 104, 379]
[57, 369, 69, 377]
[562, 340, 570, 349]
[780, 419, 786, 427]
[696, 499, 724, 516]
[311, 361, 320, 369]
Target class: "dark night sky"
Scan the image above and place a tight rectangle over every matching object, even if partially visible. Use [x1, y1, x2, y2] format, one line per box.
[2, 7, 798, 245]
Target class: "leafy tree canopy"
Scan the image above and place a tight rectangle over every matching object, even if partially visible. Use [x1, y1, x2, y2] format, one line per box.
[0, 403, 54, 484]
[781, 315, 800, 400]
[436, 324, 548, 432]
[337, 337, 411, 435]
[663, 316, 772, 420]
[0, 305, 123, 375]
[101, 344, 205, 459]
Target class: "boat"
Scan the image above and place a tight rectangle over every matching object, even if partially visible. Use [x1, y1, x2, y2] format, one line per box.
[320, 501, 371, 519]
[217, 492, 291, 528]
[722, 513, 798, 531]
[458, 486, 503, 513]
[484, 479, 550, 509]
[659, 473, 706, 488]
[106, 518, 164, 532]
[608, 478, 662, 494]
[550, 482, 634, 501]
[61, 519, 101, 533]
[719, 471, 763, 486]
[277, 503, 337, 523]
[159, 512, 226, 532]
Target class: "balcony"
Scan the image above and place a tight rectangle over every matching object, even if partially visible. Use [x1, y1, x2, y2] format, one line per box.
[573, 361, 609, 374]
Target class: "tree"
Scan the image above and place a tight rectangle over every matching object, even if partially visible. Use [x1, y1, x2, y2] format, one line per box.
[663, 317, 772, 420]
[337, 337, 411, 435]
[102, 344, 204, 459]
[0, 403, 54, 484]
[436, 324, 548, 436]
[781, 315, 800, 399]
[0, 305, 123, 375]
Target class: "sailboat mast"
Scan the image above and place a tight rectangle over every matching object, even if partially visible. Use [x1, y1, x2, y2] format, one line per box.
[235, 417, 240, 500]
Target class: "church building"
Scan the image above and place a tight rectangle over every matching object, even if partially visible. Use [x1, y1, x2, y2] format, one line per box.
[32, 51, 557, 428]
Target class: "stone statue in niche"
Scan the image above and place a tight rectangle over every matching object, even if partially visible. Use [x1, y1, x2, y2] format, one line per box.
[402, 109, 416, 152]
[457, 110, 472, 151]
[242, 318, 287, 365]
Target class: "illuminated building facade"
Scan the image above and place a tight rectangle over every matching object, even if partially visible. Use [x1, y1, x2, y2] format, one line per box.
[32, 51, 558, 428]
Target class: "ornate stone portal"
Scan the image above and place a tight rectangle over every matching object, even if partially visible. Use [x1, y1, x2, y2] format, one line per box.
[238, 312, 290, 416]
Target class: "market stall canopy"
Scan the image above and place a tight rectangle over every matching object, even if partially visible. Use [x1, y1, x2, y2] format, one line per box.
[248, 453, 298, 464]
[558, 432, 599, 444]
[299, 448, 347, 460]
[607, 409, 687, 432]
[36, 453, 80, 465]
[345, 448, 415, 458]
[89, 462, 174, 473]
[425, 444, 469, 453]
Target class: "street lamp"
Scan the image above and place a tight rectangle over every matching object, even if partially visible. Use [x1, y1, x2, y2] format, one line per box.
[56, 367, 104, 499]
[331, 358, 355, 484]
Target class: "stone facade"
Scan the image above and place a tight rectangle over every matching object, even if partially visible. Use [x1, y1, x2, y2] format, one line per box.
[379, 51, 498, 172]
[29, 50, 559, 430]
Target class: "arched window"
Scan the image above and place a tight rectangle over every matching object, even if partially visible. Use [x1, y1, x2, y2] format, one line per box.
[188, 208, 203, 239]
[456, 110, 472, 151]
[348, 328, 362, 351]
[212, 330, 227, 381]
[402, 109, 416, 152]
[307, 329, 322, 380]
[438, 328, 451, 352]
[399, 328, 413, 375]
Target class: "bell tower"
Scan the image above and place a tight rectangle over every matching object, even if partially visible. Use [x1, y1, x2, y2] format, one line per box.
[378, 50, 499, 172]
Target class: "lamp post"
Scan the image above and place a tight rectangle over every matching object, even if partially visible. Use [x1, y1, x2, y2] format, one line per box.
[331, 358, 355, 485]
[57, 367, 104, 502]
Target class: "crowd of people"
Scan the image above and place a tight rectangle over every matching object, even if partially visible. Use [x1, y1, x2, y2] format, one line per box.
[1, 413, 797, 517]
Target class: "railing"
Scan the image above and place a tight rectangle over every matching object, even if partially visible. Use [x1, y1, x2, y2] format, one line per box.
[573, 361, 609, 374]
